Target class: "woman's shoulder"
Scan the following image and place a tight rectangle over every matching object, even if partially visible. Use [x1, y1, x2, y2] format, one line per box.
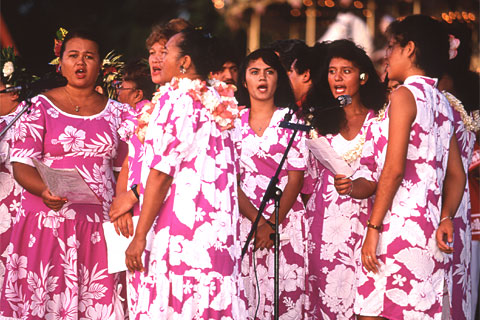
[106, 98, 131, 112]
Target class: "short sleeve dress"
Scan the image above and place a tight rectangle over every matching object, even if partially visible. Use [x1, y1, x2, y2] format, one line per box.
[0, 95, 136, 319]
[0, 106, 23, 295]
[235, 107, 309, 319]
[127, 78, 245, 319]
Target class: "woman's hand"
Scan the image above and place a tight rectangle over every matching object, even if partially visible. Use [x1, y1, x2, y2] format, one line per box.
[254, 219, 274, 251]
[114, 212, 134, 238]
[125, 235, 146, 272]
[109, 190, 138, 222]
[334, 174, 352, 196]
[436, 218, 454, 254]
[361, 228, 381, 273]
[41, 188, 67, 211]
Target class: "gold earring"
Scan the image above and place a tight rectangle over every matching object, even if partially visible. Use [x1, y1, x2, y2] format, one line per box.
[360, 73, 366, 81]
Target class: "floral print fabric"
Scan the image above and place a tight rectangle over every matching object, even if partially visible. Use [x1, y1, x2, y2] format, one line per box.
[305, 110, 376, 320]
[127, 78, 245, 319]
[443, 91, 475, 320]
[0, 95, 135, 319]
[235, 107, 308, 319]
[353, 76, 454, 319]
[0, 107, 22, 296]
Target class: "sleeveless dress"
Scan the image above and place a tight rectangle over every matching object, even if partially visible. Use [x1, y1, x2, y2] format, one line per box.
[354, 76, 455, 319]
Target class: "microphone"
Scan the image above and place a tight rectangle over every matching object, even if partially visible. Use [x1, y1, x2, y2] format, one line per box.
[7, 77, 68, 99]
[337, 94, 352, 107]
[279, 106, 311, 132]
[0, 86, 22, 93]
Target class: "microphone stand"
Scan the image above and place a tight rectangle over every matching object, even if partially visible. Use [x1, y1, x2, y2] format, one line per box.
[241, 109, 310, 320]
[0, 98, 32, 140]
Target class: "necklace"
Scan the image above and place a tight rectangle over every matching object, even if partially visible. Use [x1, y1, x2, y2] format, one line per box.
[63, 88, 80, 112]
[443, 91, 479, 132]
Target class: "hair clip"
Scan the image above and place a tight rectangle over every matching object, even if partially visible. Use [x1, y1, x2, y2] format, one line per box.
[448, 34, 460, 60]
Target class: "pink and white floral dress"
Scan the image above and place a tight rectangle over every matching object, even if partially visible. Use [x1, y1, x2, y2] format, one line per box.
[0, 107, 23, 296]
[353, 76, 455, 319]
[442, 92, 475, 320]
[0, 95, 135, 320]
[127, 77, 246, 319]
[305, 110, 376, 320]
[235, 107, 309, 319]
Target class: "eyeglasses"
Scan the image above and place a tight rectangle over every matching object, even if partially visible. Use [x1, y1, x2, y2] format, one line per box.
[114, 82, 137, 91]
[116, 86, 137, 91]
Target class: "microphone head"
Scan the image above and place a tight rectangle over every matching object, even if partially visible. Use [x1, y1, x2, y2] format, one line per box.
[337, 95, 352, 107]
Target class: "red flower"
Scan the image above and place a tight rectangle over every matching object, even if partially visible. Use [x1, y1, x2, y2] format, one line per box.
[54, 39, 63, 57]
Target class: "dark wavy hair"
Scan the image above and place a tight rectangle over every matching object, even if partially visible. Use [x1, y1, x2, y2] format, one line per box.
[60, 29, 102, 59]
[176, 27, 220, 80]
[307, 39, 386, 135]
[236, 48, 295, 109]
[387, 15, 449, 79]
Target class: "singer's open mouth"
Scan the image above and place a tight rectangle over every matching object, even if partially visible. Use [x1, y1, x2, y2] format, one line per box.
[257, 85, 268, 92]
[334, 85, 346, 94]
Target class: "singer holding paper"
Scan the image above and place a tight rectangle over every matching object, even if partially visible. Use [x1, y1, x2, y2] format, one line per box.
[303, 40, 386, 319]
[353, 16, 466, 319]
[234, 48, 309, 318]
[0, 30, 136, 319]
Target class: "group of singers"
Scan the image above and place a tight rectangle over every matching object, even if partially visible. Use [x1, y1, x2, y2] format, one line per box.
[0, 13, 478, 320]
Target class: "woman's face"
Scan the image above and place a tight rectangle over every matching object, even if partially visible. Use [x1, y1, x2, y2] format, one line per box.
[0, 82, 19, 116]
[60, 37, 101, 88]
[244, 58, 278, 103]
[148, 40, 167, 85]
[384, 37, 407, 82]
[327, 57, 363, 100]
[158, 33, 183, 85]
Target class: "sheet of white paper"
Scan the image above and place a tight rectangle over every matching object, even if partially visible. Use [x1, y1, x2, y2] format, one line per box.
[306, 137, 355, 177]
[103, 216, 154, 274]
[32, 158, 101, 205]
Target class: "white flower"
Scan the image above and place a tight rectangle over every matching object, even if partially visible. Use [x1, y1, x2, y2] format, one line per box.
[322, 214, 352, 246]
[28, 234, 36, 247]
[392, 274, 407, 287]
[324, 264, 355, 300]
[45, 288, 77, 320]
[7, 253, 28, 280]
[84, 303, 112, 320]
[90, 231, 101, 244]
[57, 125, 86, 152]
[407, 279, 436, 311]
[0, 203, 11, 234]
[2, 61, 14, 79]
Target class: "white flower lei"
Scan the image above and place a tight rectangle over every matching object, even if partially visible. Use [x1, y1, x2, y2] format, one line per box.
[308, 105, 388, 164]
[159, 77, 242, 131]
[443, 91, 480, 132]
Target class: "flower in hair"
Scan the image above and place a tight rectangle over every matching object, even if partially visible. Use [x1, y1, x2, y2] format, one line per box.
[448, 34, 460, 60]
[2, 61, 14, 79]
[101, 50, 125, 99]
[49, 27, 69, 72]
[1, 47, 37, 90]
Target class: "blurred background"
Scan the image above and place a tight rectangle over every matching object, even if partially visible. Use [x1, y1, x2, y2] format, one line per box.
[1, 0, 479, 76]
